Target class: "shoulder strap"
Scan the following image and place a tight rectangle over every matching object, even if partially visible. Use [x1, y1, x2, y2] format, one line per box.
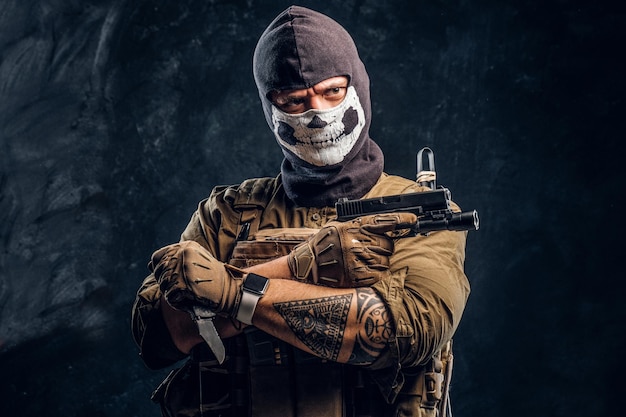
[223, 176, 278, 242]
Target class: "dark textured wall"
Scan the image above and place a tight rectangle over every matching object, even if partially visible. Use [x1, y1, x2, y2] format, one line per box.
[1, 1, 623, 416]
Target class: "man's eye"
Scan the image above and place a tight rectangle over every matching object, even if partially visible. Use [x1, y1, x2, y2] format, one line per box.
[275, 97, 303, 108]
[282, 98, 305, 109]
[324, 87, 347, 98]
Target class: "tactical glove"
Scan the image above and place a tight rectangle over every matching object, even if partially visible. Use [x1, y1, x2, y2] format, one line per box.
[287, 212, 418, 288]
[150, 241, 243, 316]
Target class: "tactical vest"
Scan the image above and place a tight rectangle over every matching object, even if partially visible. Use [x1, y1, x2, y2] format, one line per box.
[151, 178, 454, 417]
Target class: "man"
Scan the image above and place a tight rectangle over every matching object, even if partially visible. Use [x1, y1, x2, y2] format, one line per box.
[132, 5, 470, 417]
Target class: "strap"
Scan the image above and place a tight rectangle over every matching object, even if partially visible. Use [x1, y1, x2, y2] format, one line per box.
[235, 273, 269, 325]
[416, 340, 453, 415]
[223, 177, 278, 242]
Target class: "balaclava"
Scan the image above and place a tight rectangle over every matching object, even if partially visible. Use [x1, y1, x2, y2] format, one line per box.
[253, 5, 384, 207]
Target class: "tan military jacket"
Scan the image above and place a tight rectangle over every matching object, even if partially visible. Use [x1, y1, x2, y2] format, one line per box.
[132, 172, 469, 406]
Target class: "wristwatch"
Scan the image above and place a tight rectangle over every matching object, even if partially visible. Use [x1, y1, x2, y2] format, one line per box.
[235, 273, 270, 325]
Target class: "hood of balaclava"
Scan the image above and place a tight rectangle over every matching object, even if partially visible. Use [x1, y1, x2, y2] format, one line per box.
[253, 5, 384, 207]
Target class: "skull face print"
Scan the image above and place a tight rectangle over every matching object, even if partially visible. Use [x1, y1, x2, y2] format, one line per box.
[271, 86, 365, 167]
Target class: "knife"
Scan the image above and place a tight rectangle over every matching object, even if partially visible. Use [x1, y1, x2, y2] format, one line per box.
[190, 305, 226, 364]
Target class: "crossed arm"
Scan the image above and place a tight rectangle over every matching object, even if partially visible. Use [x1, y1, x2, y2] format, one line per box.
[160, 255, 393, 365]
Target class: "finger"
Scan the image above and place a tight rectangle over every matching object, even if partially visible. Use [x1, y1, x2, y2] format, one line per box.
[153, 260, 178, 283]
[352, 274, 379, 285]
[158, 270, 181, 292]
[150, 244, 179, 269]
[152, 252, 179, 280]
[163, 287, 194, 312]
[360, 212, 418, 234]
[353, 266, 389, 277]
[367, 246, 393, 256]
[351, 248, 390, 267]
[349, 233, 394, 255]
[360, 255, 390, 269]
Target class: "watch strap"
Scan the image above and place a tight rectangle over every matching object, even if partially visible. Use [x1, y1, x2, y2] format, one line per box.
[235, 273, 269, 325]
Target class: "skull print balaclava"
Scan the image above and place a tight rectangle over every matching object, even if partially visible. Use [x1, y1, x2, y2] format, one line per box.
[253, 6, 384, 207]
[270, 86, 365, 167]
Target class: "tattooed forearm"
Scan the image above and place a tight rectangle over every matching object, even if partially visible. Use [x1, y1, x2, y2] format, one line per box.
[274, 294, 352, 361]
[349, 288, 393, 365]
[272, 288, 393, 365]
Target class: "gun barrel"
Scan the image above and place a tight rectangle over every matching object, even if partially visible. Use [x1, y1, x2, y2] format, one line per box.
[416, 210, 479, 234]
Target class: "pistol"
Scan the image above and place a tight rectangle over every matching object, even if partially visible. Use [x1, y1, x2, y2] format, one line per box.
[335, 188, 479, 235]
[335, 147, 479, 235]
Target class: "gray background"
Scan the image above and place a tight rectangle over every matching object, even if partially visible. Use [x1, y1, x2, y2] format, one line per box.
[1, 0, 623, 416]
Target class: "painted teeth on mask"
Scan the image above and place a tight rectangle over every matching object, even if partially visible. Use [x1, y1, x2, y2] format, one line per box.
[298, 127, 346, 147]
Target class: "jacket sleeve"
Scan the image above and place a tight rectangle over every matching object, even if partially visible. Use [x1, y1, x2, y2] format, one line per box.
[367, 226, 469, 401]
[130, 188, 231, 369]
[131, 273, 188, 369]
[384, 227, 469, 364]
[358, 174, 471, 400]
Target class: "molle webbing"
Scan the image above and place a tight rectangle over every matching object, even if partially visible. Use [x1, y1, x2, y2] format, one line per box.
[223, 177, 278, 243]
[229, 228, 319, 268]
[227, 197, 346, 417]
[245, 327, 344, 417]
[233, 225, 345, 416]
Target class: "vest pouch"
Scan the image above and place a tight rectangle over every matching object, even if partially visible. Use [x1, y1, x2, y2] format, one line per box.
[229, 228, 318, 268]
[245, 327, 345, 417]
[395, 366, 437, 417]
[291, 335, 344, 416]
[294, 362, 344, 417]
[151, 340, 249, 417]
[245, 327, 294, 417]
[232, 227, 348, 416]
[151, 358, 230, 417]
[393, 342, 454, 417]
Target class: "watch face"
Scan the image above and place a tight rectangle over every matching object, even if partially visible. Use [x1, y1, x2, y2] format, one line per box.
[244, 273, 269, 294]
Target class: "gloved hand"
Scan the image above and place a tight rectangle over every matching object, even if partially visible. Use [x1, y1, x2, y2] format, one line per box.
[150, 240, 243, 316]
[287, 212, 418, 287]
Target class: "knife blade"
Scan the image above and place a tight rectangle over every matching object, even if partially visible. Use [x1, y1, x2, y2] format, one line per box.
[190, 305, 226, 364]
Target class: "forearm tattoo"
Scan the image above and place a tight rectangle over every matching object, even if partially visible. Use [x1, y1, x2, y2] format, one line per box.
[350, 288, 393, 364]
[274, 294, 352, 361]
[273, 288, 393, 364]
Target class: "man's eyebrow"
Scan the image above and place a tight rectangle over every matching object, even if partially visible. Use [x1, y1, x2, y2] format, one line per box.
[315, 80, 348, 92]
[272, 93, 303, 105]
[270, 90, 303, 104]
